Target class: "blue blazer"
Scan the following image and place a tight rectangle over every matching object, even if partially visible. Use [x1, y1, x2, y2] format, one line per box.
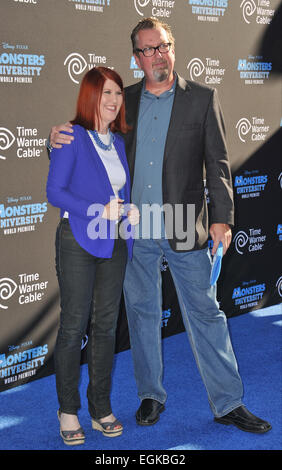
[46, 124, 133, 258]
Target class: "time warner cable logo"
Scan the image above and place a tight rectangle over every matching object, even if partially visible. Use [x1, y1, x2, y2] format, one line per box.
[0, 278, 17, 309]
[233, 228, 266, 254]
[134, 0, 175, 18]
[134, 0, 150, 15]
[187, 57, 225, 85]
[236, 117, 270, 143]
[0, 128, 15, 160]
[0, 126, 46, 160]
[240, 0, 275, 25]
[13, 0, 37, 4]
[64, 51, 110, 84]
[0, 273, 48, 309]
[276, 276, 282, 297]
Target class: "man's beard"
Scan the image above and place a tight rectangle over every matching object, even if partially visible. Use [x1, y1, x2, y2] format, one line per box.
[152, 60, 169, 82]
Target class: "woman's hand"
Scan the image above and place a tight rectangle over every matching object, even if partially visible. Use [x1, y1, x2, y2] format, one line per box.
[102, 198, 124, 221]
[127, 204, 140, 226]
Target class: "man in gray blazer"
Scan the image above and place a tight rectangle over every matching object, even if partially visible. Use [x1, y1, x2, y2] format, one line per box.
[49, 18, 271, 434]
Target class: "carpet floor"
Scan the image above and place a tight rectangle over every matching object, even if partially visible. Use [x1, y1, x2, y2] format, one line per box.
[0, 305, 281, 458]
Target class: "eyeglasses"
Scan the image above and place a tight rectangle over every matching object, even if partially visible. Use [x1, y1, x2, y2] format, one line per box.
[134, 43, 172, 58]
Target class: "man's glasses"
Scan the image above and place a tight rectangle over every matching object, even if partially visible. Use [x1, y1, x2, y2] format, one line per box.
[134, 43, 172, 58]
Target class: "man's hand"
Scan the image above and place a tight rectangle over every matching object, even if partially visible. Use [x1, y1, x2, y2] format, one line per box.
[50, 122, 74, 148]
[209, 223, 232, 256]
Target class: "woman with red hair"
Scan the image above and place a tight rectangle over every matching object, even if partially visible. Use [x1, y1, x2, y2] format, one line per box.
[46, 67, 139, 445]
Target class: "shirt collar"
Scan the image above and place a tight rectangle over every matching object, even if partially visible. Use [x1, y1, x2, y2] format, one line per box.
[142, 72, 176, 99]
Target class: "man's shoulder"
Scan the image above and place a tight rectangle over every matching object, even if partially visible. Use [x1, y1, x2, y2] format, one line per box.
[124, 80, 143, 96]
[123, 75, 216, 101]
[178, 75, 215, 96]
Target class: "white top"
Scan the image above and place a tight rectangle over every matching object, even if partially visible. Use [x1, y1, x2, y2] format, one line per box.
[88, 130, 126, 197]
[63, 130, 126, 218]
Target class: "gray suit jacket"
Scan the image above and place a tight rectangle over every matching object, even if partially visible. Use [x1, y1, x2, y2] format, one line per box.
[123, 73, 234, 252]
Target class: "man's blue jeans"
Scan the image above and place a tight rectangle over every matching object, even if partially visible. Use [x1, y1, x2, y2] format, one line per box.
[123, 238, 243, 418]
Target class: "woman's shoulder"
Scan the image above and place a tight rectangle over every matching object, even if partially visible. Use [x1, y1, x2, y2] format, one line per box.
[71, 124, 87, 136]
[71, 125, 91, 148]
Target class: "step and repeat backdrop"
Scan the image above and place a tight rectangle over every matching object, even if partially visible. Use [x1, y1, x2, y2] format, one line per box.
[0, 0, 281, 391]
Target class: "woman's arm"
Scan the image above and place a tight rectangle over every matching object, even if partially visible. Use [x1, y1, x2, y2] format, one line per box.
[46, 131, 93, 220]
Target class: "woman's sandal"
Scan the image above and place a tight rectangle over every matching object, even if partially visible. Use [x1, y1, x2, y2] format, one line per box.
[92, 417, 123, 437]
[57, 410, 85, 446]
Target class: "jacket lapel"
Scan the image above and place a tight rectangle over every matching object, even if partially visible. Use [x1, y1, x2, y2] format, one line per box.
[113, 136, 131, 195]
[163, 75, 191, 163]
[124, 80, 143, 181]
[124, 75, 192, 178]
[84, 129, 115, 197]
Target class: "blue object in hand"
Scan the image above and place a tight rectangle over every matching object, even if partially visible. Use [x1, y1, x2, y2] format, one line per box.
[118, 186, 127, 219]
[118, 186, 125, 201]
[210, 241, 223, 286]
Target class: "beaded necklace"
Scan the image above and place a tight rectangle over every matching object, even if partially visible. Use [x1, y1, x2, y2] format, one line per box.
[88, 129, 115, 151]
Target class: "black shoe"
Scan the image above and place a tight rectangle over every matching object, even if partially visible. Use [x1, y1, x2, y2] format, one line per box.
[136, 399, 165, 426]
[214, 405, 272, 434]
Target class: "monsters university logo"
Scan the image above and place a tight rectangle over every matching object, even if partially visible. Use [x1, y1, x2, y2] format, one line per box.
[234, 172, 268, 200]
[130, 56, 144, 79]
[68, 0, 111, 13]
[232, 282, 266, 310]
[188, 0, 229, 22]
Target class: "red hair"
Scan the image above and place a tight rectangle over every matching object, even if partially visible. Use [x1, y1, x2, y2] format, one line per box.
[71, 66, 130, 134]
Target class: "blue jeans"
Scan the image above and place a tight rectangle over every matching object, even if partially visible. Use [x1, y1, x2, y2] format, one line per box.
[123, 238, 243, 417]
[55, 219, 127, 419]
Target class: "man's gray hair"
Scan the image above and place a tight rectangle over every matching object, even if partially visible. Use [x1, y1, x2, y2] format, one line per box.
[131, 17, 175, 54]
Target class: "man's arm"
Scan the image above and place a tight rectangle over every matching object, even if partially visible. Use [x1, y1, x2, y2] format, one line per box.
[204, 89, 234, 256]
[49, 122, 74, 149]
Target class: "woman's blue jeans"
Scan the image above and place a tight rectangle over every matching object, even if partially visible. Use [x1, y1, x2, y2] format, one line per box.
[54, 219, 127, 419]
[123, 238, 244, 418]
